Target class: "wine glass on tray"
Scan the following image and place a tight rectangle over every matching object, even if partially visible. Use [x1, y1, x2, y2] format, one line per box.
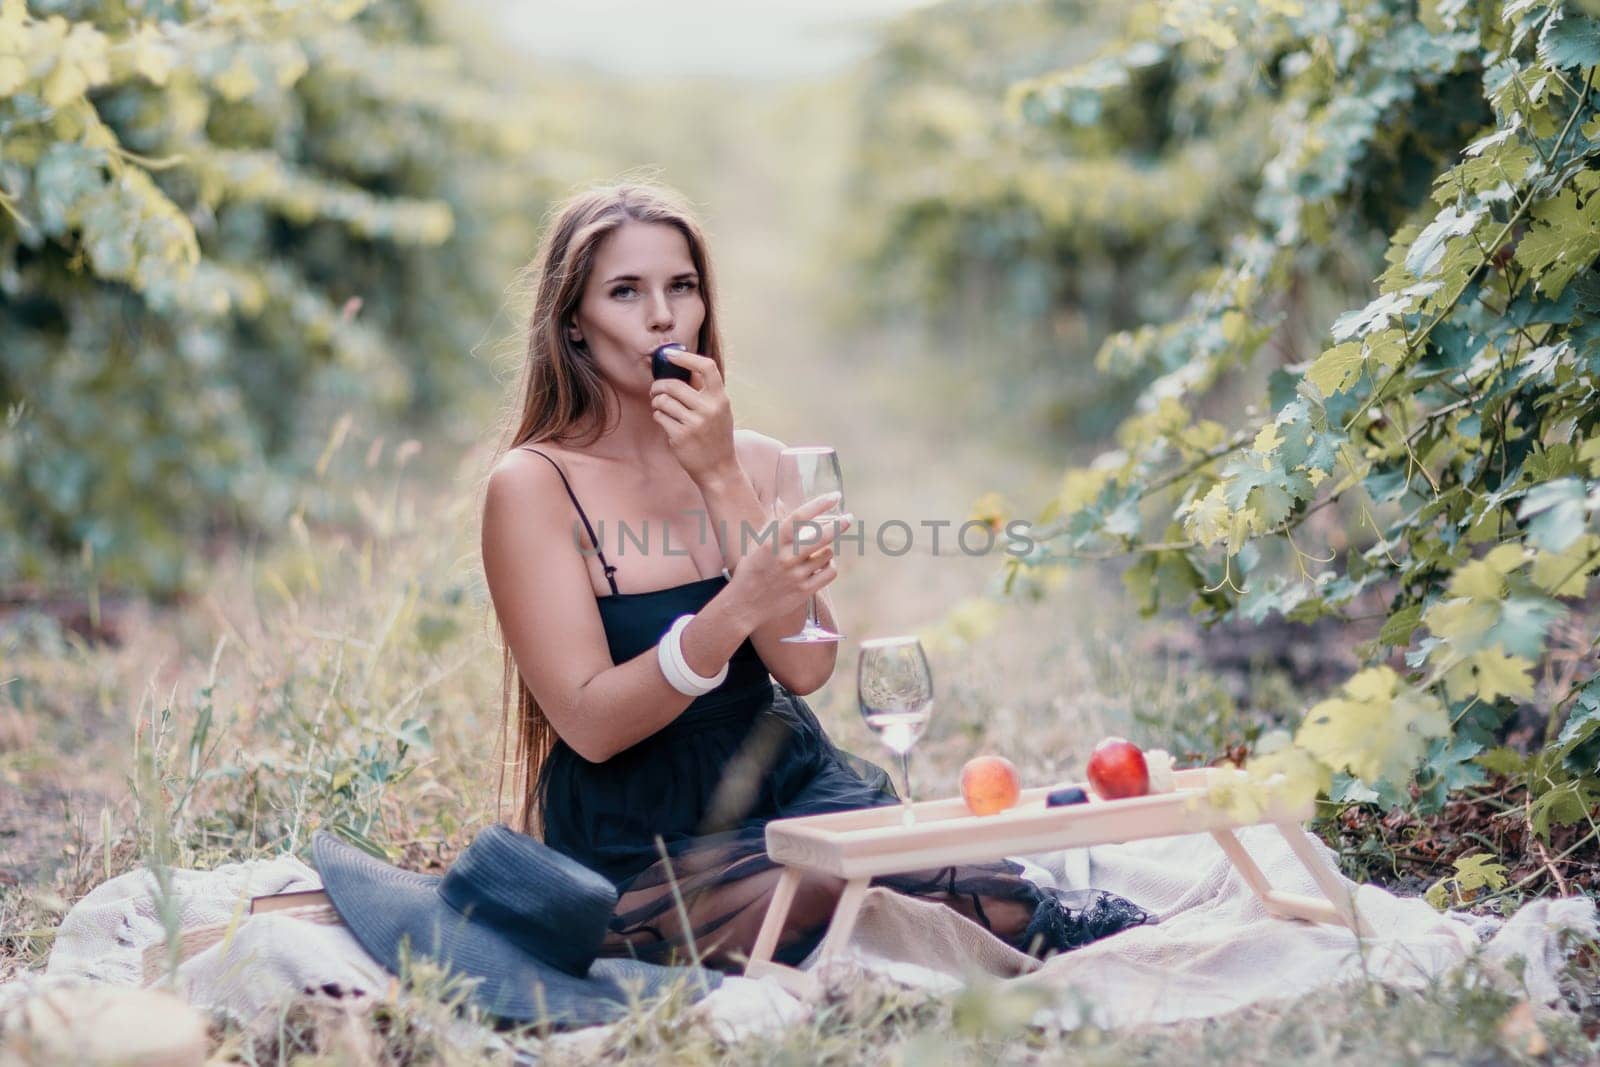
[857, 636, 934, 826]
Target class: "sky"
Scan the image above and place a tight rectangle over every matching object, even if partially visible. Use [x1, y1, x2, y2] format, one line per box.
[468, 0, 940, 81]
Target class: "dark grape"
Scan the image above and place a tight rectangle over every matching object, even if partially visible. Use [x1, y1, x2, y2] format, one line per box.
[652, 343, 692, 382]
[1046, 786, 1089, 807]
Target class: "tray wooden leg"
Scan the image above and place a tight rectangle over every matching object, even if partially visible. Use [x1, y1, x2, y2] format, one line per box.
[1210, 826, 1371, 938]
[744, 866, 802, 982]
[816, 877, 870, 963]
[1209, 827, 1274, 898]
[741, 869, 870, 997]
[1274, 821, 1373, 938]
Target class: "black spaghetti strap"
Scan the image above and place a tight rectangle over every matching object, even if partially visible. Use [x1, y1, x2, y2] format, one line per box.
[523, 448, 620, 596]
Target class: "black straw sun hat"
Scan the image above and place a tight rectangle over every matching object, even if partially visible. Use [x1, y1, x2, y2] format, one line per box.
[312, 824, 720, 1028]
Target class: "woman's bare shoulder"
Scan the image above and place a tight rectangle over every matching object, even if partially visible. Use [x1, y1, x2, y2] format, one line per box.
[734, 428, 786, 464]
[734, 427, 785, 451]
[499, 440, 574, 466]
[482, 447, 595, 610]
[734, 428, 786, 501]
[484, 446, 572, 530]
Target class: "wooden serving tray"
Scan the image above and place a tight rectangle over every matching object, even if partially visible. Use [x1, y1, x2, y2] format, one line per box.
[744, 767, 1371, 994]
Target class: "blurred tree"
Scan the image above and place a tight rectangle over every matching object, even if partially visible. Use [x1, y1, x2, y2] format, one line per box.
[0, 0, 553, 594]
[844, 0, 1488, 443]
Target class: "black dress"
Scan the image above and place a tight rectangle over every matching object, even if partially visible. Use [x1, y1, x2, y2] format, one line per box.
[523, 449, 1152, 968]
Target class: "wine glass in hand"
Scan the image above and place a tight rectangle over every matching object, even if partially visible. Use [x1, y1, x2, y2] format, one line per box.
[857, 636, 933, 826]
[772, 447, 845, 643]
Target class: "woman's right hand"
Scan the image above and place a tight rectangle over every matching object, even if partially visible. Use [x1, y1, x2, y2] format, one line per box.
[729, 492, 852, 626]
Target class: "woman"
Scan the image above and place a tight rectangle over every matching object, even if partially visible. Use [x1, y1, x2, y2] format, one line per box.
[481, 181, 1148, 969]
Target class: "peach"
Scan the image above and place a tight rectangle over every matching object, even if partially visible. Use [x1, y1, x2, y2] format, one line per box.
[960, 755, 1021, 816]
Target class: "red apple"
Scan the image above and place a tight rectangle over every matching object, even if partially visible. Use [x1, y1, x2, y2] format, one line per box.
[1086, 737, 1149, 799]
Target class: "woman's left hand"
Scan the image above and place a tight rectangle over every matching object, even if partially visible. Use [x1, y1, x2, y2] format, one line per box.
[649, 348, 737, 484]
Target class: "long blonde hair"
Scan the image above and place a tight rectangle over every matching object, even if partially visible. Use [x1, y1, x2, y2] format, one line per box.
[491, 180, 728, 836]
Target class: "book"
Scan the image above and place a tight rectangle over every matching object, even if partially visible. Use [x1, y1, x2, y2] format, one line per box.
[248, 888, 331, 915]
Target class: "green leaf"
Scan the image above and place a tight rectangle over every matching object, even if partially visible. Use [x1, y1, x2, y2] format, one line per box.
[1328, 772, 1380, 804]
[1379, 604, 1425, 646]
[1528, 778, 1600, 838]
[1517, 477, 1590, 551]
[1514, 184, 1600, 300]
[391, 717, 433, 754]
[1531, 534, 1600, 595]
[1297, 667, 1451, 787]
[1473, 746, 1530, 775]
[1331, 291, 1414, 342]
[1537, 14, 1600, 69]
[1443, 648, 1536, 704]
[1556, 679, 1600, 775]
[1556, 700, 1600, 750]
[1407, 205, 1484, 279]
[1416, 734, 1488, 809]
[1447, 140, 1535, 198]
[326, 822, 394, 861]
[1451, 852, 1509, 892]
[1238, 574, 1311, 622]
[1307, 342, 1366, 395]
[1365, 466, 1412, 503]
[1493, 597, 1563, 658]
[1247, 482, 1294, 529]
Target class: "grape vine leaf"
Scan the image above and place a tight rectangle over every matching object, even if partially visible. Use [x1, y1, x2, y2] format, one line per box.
[1454, 851, 1510, 891]
[1296, 666, 1451, 786]
[1407, 204, 1485, 279]
[1379, 603, 1425, 646]
[1517, 477, 1592, 551]
[1514, 175, 1600, 300]
[1528, 778, 1600, 837]
[1443, 648, 1536, 703]
[1531, 533, 1600, 595]
[1537, 13, 1600, 70]
[1307, 341, 1365, 395]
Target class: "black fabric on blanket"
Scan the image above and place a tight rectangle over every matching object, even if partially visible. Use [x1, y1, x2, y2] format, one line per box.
[535, 567, 1153, 969]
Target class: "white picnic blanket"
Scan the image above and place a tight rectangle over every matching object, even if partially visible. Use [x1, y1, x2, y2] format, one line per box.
[5, 825, 1593, 1048]
[6, 853, 802, 1051]
[835, 826, 1595, 1030]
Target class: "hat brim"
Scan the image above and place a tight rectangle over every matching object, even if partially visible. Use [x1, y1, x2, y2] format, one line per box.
[313, 832, 717, 1027]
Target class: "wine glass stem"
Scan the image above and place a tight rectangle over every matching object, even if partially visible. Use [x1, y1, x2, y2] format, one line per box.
[803, 594, 820, 631]
[899, 749, 914, 826]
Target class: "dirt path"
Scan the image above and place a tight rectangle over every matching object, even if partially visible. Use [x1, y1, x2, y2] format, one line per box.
[699, 81, 1062, 617]
[669, 82, 1129, 785]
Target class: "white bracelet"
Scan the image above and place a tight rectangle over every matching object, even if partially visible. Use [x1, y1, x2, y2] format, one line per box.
[657, 614, 728, 697]
[669, 615, 729, 693]
[661, 615, 727, 696]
